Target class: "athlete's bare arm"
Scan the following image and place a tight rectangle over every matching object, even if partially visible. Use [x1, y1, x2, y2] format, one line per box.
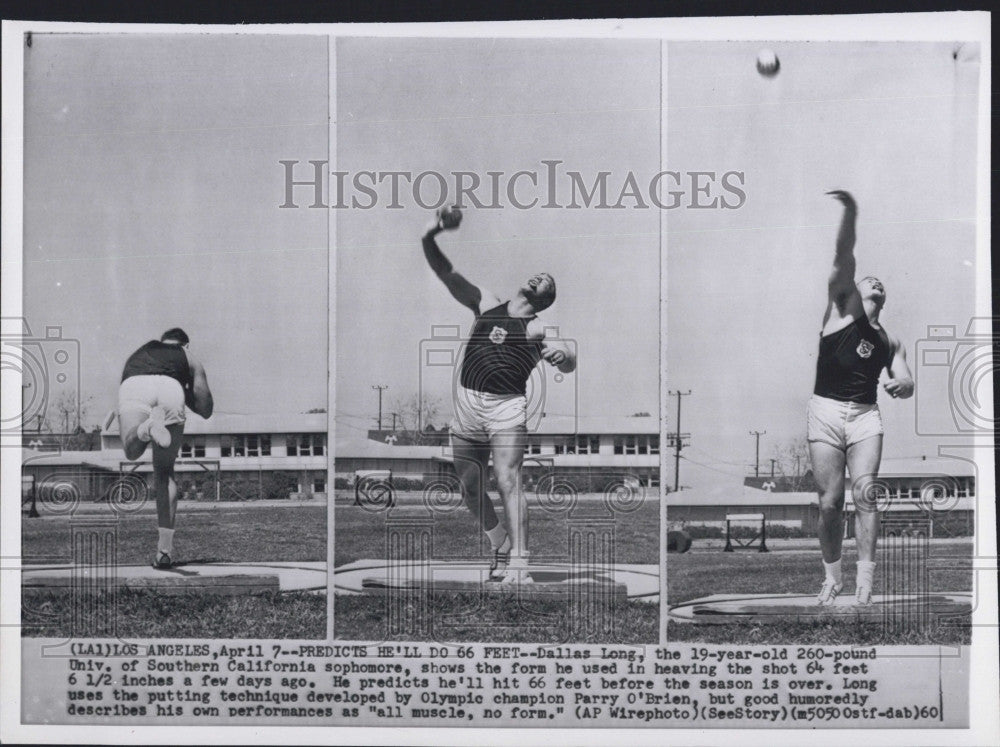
[883, 337, 915, 399]
[184, 349, 214, 418]
[526, 320, 576, 374]
[823, 190, 864, 331]
[422, 210, 499, 314]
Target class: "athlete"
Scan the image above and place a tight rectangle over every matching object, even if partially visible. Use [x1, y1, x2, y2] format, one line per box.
[809, 191, 914, 606]
[422, 207, 576, 582]
[117, 328, 214, 569]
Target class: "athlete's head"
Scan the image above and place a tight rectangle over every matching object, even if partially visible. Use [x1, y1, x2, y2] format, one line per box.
[161, 327, 190, 346]
[857, 276, 886, 305]
[521, 273, 556, 311]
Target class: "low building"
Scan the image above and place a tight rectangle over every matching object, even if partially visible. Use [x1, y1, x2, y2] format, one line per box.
[669, 456, 977, 538]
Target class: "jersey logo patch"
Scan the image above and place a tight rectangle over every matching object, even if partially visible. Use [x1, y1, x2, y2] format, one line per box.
[856, 339, 875, 359]
[489, 326, 508, 344]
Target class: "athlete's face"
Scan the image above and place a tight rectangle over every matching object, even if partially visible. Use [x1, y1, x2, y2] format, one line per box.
[523, 273, 556, 309]
[858, 276, 886, 304]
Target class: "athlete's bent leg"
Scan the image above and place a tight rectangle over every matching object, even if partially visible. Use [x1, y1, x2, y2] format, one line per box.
[491, 427, 528, 566]
[809, 440, 847, 604]
[119, 407, 151, 461]
[150, 424, 184, 568]
[451, 437, 501, 535]
[847, 434, 883, 604]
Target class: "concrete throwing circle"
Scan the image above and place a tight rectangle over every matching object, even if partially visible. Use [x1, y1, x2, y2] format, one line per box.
[22, 561, 325, 595]
[668, 592, 973, 624]
[334, 559, 658, 602]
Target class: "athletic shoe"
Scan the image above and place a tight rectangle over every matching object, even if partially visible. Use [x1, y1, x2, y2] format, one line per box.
[855, 585, 873, 606]
[816, 579, 843, 606]
[152, 551, 172, 570]
[136, 415, 171, 448]
[136, 418, 153, 443]
[148, 419, 171, 448]
[488, 545, 510, 582]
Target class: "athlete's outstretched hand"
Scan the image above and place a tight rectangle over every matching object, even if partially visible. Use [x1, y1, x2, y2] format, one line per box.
[436, 205, 463, 230]
[826, 190, 857, 212]
[541, 347, 567, 367]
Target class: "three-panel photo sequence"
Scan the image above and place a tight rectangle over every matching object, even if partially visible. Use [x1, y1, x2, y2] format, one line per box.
[17, 33, 984, 652]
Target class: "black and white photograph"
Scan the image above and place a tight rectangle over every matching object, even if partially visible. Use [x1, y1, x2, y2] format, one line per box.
[662, 41, 984, 647]
[330, 37, 662, 644]
[0, 13, 995, 746]
[13, 34, 329, 641]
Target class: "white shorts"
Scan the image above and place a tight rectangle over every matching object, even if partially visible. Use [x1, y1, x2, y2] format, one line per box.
[118, 375, 186, 427]
[450, 385, 526, 443]
[807, 394, 883, 451]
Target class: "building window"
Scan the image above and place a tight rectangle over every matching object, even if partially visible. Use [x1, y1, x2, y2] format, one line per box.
[524, 441, 541, 455]
[649, 435, 659, 455]
[625, 436, 637, 455]
[245, 435, 271, 457]
[221, 435, 271, 458]
[613, 437, 624, 455]
[180, 438, 206, 459]
[313, 476, 326, 493]
[287, 433, 325, 457]
[575, 435, 600, 455]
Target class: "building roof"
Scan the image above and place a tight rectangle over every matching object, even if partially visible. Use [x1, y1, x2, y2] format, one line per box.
[103, 412, 328, 436]
[532, 414, 659, 435]
[874, 455, 977, 478]
[22, 448, 121, 470]
[334, 437, 448, 461]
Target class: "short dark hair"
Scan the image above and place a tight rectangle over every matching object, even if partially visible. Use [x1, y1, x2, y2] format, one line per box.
[161, 327, 190, 345]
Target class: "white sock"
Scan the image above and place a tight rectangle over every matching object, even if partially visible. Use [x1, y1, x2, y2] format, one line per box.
[857, 560, 876, 589]
[157, 528, 174, 555]
[823, 559, 843, 585]
[484, 523, 508, 550]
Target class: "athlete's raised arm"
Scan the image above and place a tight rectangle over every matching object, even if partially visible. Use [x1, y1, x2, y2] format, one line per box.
[422, 208, 498, 315]
[823, 190, 864, 326]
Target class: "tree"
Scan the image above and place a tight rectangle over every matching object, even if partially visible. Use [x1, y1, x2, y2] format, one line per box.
[389, 392, 443, 445]
[771, 437, 813, 491]
[42, 389, 99, 450]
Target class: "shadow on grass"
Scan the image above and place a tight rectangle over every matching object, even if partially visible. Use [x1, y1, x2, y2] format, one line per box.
[20, 588, 325, 639]
[334, 593, 657, 644]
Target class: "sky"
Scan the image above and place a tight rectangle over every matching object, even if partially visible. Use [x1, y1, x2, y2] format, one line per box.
[18, 36, 983, 483]
[666, 41, 982, 484]
[334, 38, 662, 439]
[22, 34, 329, 428]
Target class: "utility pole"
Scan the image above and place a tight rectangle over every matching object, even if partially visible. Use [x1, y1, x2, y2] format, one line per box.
[749, 430, 766, 478]
[770, 458, 777, 478]
[372, 385, 388, 431]
[390, 412, 398, 432]
[668, 390, 692, 492]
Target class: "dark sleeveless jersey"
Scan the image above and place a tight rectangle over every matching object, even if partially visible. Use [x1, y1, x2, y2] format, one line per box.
[459, 302, 543, 396]
[121, 341, 193, 390]
[813, 315, 892, 405]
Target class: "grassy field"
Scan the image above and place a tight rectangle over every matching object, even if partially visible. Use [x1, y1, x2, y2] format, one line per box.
[21, 588, 325, 638]
[21, 503, 326, 639]
[333, 497, 659, 643]
[335, 592, 657, 644]
[667, 541, 974, 645]
[333, 495, 658, 567]
[22, 504, 326, 565]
